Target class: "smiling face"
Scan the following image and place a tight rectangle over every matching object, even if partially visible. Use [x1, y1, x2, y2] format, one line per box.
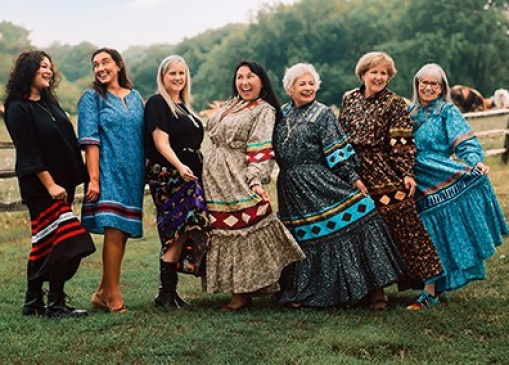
[163, 62, 186, 101]
[235, 65, 262, 101]
[289, 72, 316, 107]
[361, 64, 389, 98]
[418, 76, 443, 107]
[92, 51, 120, 87]
[31, 56, 53, 98]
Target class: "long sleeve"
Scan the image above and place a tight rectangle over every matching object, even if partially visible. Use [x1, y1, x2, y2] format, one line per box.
[318, 107, 360, 184]
[443, 104, 484, 166]
[5, 102, 46, 177]
[387, 95, 416, 178]
[245, 103, 276, 187]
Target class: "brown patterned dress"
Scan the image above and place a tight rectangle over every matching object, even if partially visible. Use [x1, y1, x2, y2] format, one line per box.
[202, 97, 305, 294]
[338, 87, 443, 289]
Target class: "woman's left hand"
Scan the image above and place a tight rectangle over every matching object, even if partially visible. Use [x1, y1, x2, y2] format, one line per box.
[177, 164, 197, 181]
[404, 176, 417, 198]
[251, 184, 270, 202]
[475, 162, 490, 175]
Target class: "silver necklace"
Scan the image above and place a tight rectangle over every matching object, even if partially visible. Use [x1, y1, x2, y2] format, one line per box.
[282, 102, 319, 144]
[178, 104, 200, 128]
[35, 101, 56, 121]
[283, 116, 303, 143]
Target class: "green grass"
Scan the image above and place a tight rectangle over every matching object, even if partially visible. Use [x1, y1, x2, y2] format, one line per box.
[0, 157, 508, 364]
[1, 114, 509, 364]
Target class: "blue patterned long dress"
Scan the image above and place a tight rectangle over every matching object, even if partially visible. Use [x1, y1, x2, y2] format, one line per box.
[78, 89, 145, 238]
[274, 101, 407, 307]
[410, 98, 508, 292]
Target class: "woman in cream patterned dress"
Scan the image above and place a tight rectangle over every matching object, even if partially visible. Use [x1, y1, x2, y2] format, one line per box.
[202, 60, 305, 312]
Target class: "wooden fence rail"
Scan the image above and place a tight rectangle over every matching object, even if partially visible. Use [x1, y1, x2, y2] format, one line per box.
[1, 111, 508, 212]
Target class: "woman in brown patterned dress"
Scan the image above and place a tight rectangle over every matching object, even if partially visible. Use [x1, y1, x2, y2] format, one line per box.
[202, 60, 305, 312]
[338, 52, 443, 309]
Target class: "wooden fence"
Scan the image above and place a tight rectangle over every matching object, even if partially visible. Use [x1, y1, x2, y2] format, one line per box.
[1, 111, 508, 212]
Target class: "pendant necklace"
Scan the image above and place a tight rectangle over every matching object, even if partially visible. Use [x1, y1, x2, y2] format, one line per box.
[178, 104, 200, 128]
[283, 116, 302, 143]
[35, 101, 56, 121]
[282, 103, 319, 144]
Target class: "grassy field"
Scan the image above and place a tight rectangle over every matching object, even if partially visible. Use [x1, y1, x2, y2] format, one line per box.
[0, 119, 508, 364]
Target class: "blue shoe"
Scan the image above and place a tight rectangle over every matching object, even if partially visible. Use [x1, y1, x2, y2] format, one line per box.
[406, 290, 440, 311]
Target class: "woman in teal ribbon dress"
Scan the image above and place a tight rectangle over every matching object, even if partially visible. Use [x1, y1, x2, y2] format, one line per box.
[407, 63, 508, 309]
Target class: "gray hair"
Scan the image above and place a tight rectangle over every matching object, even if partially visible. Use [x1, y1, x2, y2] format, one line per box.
[156, 54, 194, 117]
[282, 63, 321, 95]
[411, 63, 452, 104]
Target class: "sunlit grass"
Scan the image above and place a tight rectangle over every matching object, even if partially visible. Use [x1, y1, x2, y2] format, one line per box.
[0, 115, 508, 364]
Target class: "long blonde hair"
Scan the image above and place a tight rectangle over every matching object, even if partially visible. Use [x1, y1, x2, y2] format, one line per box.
[156, 55, 194, 117]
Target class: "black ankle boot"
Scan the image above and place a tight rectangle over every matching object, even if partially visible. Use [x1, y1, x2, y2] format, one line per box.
[154, 260, 187, 309]
[22, 290, 46, 316]
[46, 292, 89, 318]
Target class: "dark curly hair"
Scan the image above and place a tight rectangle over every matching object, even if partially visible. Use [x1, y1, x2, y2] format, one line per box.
[230, 59, 282, 123]
[90, 47, 133, 99]
[4, 49, 60, 106]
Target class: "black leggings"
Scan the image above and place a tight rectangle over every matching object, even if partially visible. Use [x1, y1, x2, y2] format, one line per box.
[27, 257, 82, 293]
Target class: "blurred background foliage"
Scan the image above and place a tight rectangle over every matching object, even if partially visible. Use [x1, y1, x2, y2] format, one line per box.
[1, 0, 509, 114]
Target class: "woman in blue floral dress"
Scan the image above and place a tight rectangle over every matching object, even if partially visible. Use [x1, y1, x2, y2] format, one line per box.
[407, 63, 508, 308]
[78, 48, 145, 312]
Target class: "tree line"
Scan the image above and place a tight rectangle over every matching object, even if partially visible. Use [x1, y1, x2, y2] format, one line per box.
[1, 0, 509, 114]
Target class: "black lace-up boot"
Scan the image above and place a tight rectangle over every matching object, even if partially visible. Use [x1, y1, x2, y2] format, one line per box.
[46, 292, 89, 318]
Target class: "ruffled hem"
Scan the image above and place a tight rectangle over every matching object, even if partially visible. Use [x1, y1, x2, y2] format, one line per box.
[204, 212, 305, 293]
[279, 212, 407, 307]
[377, 199, 444, 289]
[419, 175, 508, 292]
[436, 262, 486, 293]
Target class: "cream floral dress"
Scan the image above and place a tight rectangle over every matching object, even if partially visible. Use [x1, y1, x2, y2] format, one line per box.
[202, 97, 305, 294]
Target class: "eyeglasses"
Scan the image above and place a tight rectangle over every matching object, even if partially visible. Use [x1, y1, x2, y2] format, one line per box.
[419, 80, 441, 90]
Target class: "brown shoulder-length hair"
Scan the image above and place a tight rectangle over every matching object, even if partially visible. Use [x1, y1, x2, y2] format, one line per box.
[4, 49, 61, 106]
[91, 47, 133, 98]
[355, 51, 397, 82]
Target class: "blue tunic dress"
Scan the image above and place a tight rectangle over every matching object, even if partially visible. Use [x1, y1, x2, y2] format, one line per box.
[409, 98, 508, 292]
[78, 89, 145, 238]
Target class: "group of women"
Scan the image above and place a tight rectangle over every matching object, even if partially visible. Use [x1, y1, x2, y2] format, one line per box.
[3, 47, 507, 318]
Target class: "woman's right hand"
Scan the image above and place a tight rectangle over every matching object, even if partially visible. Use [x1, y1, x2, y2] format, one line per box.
[251, 184, 270, 202]
[85, 180, 100, 202]
[48, 184, 68, 201]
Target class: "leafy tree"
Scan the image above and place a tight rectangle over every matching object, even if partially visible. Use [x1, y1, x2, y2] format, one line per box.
[0, 21, 32, 91]
[48, 41, 97, 82]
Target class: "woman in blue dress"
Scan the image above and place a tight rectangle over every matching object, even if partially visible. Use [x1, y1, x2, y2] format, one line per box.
[78, 48, 145, 313]
[407, 63, 508, 309]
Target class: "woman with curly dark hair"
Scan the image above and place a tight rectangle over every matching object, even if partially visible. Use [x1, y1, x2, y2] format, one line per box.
[4, 50, 95, 317]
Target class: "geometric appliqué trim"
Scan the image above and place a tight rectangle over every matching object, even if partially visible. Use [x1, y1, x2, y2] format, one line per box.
[287, 196, 376, 242]
[209, 201, 273, 230]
